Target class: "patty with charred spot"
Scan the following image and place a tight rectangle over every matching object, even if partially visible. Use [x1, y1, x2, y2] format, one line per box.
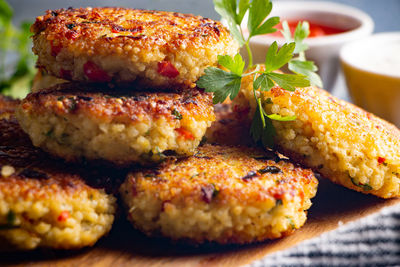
[233, 64, 400, 198]
[120, 144, 318, 244]
[31, 7, 239, 88]
[0, 101, 117, 250]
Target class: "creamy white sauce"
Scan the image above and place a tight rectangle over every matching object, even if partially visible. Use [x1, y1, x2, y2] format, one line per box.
[347, 37, 400, 77]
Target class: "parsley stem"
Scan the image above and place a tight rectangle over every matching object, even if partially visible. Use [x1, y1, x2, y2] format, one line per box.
[298, 51, 306, 61]
[245, 40, 253, 70]
[256, 96, 266, 128]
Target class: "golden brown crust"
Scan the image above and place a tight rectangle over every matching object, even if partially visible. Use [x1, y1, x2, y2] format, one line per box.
[0, 95, 20, 119]
[234, 64, 400, 198]
[20, 83, 214, 125]
[31, 7, 238, 86]
[129, 145, 316, 206]
[32, 8, 226, 46]
[0, 107, 118, 250]
[121, 144, 318, 244]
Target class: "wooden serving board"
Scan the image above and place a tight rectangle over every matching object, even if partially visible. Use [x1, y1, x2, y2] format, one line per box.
[2, 179, 400, 267]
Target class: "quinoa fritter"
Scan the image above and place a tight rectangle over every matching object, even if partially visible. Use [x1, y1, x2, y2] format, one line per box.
[31, 7, 239, 88]
[16, 83, 215, 165]
[234, 65, 400, 198]
[120, 144, 318, 244]
[205, 103, 252, 146]
[0, 95, 19, 119]
[0, 105, 116, 250]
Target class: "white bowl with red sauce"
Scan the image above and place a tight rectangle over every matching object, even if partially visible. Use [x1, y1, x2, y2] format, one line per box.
[240, 1, 374, 90]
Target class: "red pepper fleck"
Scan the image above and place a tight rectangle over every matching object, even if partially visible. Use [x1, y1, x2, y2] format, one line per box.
[83, 61, 111, 82]
[60, 68, 72, 80]
[378, 157, 386, 164]
[57, 211, 70, 222]
[157, 61, 179, 78]
[175, 127, 195, 140]
[65, 31, 78, 40]
[51, 41, 62, 57]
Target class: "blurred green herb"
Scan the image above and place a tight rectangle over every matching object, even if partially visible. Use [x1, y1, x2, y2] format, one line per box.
[0, 0, 35, 99]
[281, 21, 323, 88]
[198, 0, 322, 147]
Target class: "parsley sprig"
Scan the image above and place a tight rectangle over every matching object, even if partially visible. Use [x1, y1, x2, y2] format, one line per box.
[0, 0, 36, 99]
[197, 0, 323, 147]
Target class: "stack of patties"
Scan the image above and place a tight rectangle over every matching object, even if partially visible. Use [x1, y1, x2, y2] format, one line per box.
[13, 7, 318, 246]
[0, 95, 118, 250]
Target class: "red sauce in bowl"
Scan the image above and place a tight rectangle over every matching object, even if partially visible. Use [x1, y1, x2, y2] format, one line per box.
[271, 20, 347, 38]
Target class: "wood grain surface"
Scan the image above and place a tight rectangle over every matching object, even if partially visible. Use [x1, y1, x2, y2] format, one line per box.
[2, 179, 399, 267]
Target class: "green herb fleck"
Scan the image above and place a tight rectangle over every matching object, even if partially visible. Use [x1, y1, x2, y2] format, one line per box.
[154, 147, 166, 161]
[0, 210, 18, 230]
[190, 173, 200, 179]
[286, 216, 295, 229]
[350, 177, 373, 191]
[172, 109, 183, 120]
[212, 183, 220, 198]
[275, 199, 282, 206]
[7, 210, 16, 225]
[45, 129, 54, 137]
[67, 97, 77, 111]
[66, 23, 75, 30]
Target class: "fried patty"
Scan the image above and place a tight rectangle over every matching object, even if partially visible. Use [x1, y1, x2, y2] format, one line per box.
[205, 103, 253, 146]
[0, 102, 117, 250]
[31, 7, 239, 88]
[120, 144, 318, 244]
[233, 65, 400, 198]
[0, 95, 20, 119]
[16, 83, 215, 165]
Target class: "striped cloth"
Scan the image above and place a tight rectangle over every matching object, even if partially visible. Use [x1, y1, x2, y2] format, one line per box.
[249, 204, 400, 267]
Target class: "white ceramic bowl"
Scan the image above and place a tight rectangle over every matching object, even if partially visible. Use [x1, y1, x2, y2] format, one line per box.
[340, 32, 400, 126]
[240, 1, 374, 90]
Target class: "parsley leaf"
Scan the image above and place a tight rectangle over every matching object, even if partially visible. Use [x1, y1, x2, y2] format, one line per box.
[197, 67, 242, 104]
[214, 0, 245, 45]
[266, 72, 309, 92]
[248, 0, 279, 37]
[293, 21, 309, 54]
[199, 0, 322, 147]
[264, 41, 295, 72]
[289, 60, 322, 88]
[0, 0, 35, 99]
[218, 54, 245, 76]
[281, 20, 323, 87]
[254, 73, 274, 91]
[0, 0, 12, 25]
[238, 0, 250, 24]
